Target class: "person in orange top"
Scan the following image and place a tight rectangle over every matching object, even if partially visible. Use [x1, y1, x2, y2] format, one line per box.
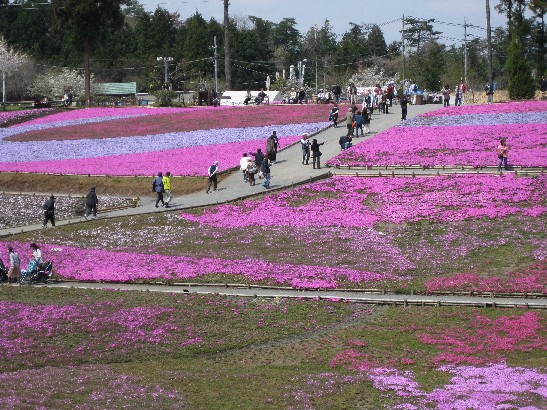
[497, 138, 509, 172]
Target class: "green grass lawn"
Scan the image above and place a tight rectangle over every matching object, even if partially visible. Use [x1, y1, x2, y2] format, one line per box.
[0, 287, 544, 409]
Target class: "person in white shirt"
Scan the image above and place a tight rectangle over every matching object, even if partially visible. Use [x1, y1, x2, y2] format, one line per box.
[240, 153, 250, 182]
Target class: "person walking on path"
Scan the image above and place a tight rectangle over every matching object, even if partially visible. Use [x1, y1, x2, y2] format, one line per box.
[7, 246, 21, 284]
[311, 139, 325, 169]
[443, 85, 451, 107]
[354, 110, 364, 137]
[261, 156, 271, 189]
[162, 172, 173, 208]
[400, 94, 409, 121]
[249, 149, 264, 169]
[206, 161, 219, 194]
[270, 131, 279, 162]
[363, 107, 372, 134]
[300, 133, 311, 165]
[329, 104, 339, 127]
[266, 134, 277, 163]
[152, 172, 165, 207]
[85, 187, 99, 219]
[497, 138, 510, 172]
[454, 86, 462, 106]
[42, 195, 55, 228]
[345, 108, 354, 136]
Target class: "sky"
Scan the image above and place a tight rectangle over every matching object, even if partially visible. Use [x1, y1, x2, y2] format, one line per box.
[140, 0, 508, 46]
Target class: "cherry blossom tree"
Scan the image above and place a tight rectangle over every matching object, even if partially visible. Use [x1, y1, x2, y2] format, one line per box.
[0, 40, 27, 103]
[28, 68, 92, 101]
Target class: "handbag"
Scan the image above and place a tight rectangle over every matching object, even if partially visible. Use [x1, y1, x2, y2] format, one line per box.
[498, 154, 504, 159]
[351, 121, 356, 127]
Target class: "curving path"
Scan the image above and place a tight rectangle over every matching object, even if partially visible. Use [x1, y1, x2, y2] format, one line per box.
[0, 103, 439, 236]
[3, 102, 546, 308]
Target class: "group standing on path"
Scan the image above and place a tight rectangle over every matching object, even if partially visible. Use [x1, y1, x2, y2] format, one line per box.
[152, 171, 174, 207]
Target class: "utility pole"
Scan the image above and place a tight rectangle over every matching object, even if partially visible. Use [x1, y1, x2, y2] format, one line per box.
[402, 15, 406, 93]
[464, 18, 468, 84]
[223, 0, 231, 90]
[486, 0, 493, 103]
[156, 56, 173, 88]
[212, 36, 218, 94]
[314, 26, 318, 94]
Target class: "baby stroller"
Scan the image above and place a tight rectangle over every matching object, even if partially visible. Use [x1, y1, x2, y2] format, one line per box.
[20, 260, 53, 285]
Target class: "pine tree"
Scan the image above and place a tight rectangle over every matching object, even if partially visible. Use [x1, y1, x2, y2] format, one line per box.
[506, 34, 536, 99]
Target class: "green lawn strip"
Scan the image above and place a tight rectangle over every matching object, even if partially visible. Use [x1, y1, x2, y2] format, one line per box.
[1, 288, 544, 408]
[0, 288, 360, 373]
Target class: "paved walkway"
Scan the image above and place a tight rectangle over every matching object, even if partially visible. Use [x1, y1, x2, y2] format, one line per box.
[42, 281, 547, 309]
[3, 102, 546, 307]
[0, 103, 439, 236]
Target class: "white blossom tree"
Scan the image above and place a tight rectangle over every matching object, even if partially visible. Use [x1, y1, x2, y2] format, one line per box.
[0, 40, 27, 103]
[349, 67, 398, 88]
[28, 68, 93, 101]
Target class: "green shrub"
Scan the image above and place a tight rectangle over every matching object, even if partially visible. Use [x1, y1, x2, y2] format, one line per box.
[153, 90, 178, 107]
[506, 35, 536, 100]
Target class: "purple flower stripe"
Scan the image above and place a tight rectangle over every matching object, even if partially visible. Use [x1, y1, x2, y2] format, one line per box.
[12, 106, 222, 127]
[369, 363, 547, 409]
[420, 100, 547, 117]
[0, 122, 328, 163]
[0, 136, 303, 176]
[2, 113, 148, 136]
[406, 111, 547, 127]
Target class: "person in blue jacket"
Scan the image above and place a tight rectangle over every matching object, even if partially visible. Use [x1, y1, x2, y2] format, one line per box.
[152, 172, 165, 207]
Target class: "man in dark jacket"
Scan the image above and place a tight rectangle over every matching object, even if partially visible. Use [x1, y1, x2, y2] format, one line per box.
[85, 187, 99, 220]
[249, 149, 264, 168]
[42, 195, 55, 228]
[152, 172, 165, 207]
[261, 156, 271, 189]
[206, 161, 219, 194]
[400, 94, 409, 121]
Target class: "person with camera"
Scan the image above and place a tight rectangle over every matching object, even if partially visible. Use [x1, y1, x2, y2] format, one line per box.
[310, 139, 325, 169]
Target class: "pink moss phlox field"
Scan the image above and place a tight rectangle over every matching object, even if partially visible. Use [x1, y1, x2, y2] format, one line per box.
[0, 136, 302, 176]
[328, 122, 547, 168]
[420, 100, 547, 117]
[12, 106, 206, 127]
[418, 311, 546, 366]
[0, 108, 54, 126]
[328, 100, 547, 168]
[0, 364, 186, 409]
[1, 105, 330, 175]
[0, 301, 199, 358]
[425, 262, 547, 294]
[369, 363, 547, 410]
[180, 174, 546, 228]
[3, 241, 404, 288]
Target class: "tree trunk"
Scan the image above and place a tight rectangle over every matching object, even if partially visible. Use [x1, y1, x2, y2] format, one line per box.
[223, 0, 231, 91]
[84, 37, 91, 107]
[486, 0, 494, 103]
